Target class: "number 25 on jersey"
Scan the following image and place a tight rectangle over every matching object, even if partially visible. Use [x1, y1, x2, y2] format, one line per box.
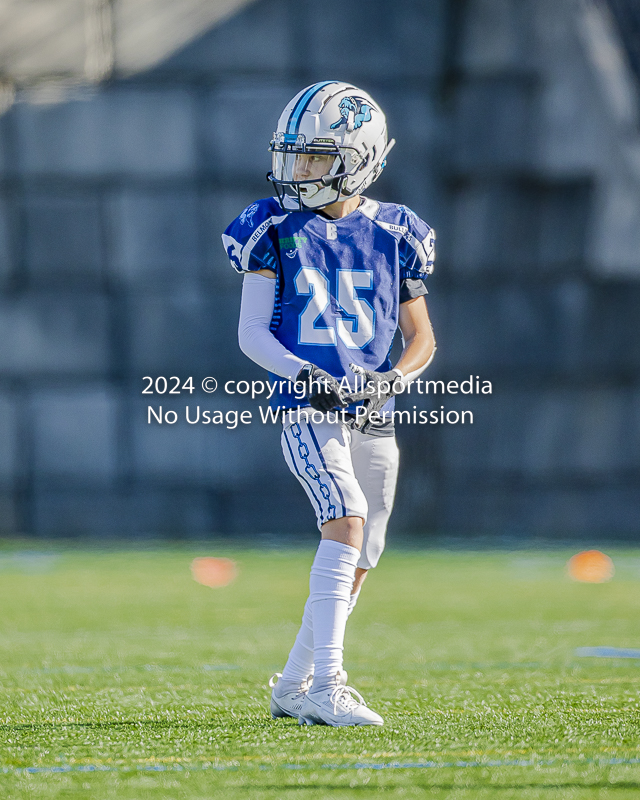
[295, 267, 376, 350]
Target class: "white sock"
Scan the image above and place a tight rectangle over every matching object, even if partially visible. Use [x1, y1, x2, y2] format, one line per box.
[281, 563, 361, 684]
[308, 540, 359, 688]
[280, 597, 314, 683]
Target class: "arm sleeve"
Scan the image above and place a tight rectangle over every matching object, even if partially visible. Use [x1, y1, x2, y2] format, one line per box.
[238, 273, 307, 381]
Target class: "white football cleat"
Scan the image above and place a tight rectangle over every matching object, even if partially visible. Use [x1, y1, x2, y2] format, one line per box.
[269, 673, 314, 719]
[298, 678, 383, 727]
[269, 670, 348, 720]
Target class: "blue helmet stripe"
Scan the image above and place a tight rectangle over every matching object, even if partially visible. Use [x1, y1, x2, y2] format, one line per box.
[286, 81, 339, 135]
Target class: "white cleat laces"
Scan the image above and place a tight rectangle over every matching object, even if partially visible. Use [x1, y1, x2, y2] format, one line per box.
[298, 680, 383, 727]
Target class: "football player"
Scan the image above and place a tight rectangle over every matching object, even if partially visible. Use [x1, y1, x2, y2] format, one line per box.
[222, 81, 436, 727]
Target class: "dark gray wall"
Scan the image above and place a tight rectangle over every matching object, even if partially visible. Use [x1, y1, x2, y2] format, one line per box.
[0, 0, 639, 539]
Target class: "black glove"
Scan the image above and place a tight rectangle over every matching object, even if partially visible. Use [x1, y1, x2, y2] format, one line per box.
[343, 363, 404, 431]
[296, 363, 347, 413]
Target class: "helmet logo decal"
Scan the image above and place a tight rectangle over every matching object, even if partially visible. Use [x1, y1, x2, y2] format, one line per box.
[330, 97, 374, 132]
[239, 203, 259, 227]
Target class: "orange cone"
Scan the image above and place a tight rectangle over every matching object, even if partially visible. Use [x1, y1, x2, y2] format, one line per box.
[567, 550, 614, 583]
[190, 557, 237, 588]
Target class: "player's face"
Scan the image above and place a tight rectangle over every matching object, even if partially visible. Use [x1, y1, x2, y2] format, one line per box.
[293, 153, 335, 182]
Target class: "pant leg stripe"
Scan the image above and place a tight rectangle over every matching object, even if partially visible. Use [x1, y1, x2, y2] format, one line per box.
[305, 421, 347, 518]
[283, 426, 325, 522]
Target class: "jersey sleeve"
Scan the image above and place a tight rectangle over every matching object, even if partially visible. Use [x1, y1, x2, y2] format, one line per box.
[221, 199, 286, 274]
[397, 206, 436, 280]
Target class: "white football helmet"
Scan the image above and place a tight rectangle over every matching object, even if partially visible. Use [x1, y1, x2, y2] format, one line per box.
[268, 81, 395, 210]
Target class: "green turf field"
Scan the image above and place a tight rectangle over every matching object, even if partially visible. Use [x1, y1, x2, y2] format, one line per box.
[1, 544, 639, 799]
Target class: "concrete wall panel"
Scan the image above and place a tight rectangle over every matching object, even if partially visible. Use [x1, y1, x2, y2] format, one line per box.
[453, 77, 535, 173]
[0, 194, 12, 286]
[450, 179, 592, 276]
[459, 0, 533, 74]
[303, 0, 447, 81]
[31, 387, 119, 479]
[160, 0, 291, 75]
[443, 484, 640, 536]
[0, 294, 110, 375]
[0, 392, 18, 484]
[203, 81, 296, 178]
[16, 88, 197, 176]
[127, 290, 240, 376]
[110, 189, 201, 285]
[131, 395, 284, 484]
[0, 114, 10, 176]
[24, 192, 103, 284]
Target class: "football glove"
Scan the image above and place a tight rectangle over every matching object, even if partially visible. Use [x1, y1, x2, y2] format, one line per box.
[343, 363, 405, 432]
[296, 363, 347, 413]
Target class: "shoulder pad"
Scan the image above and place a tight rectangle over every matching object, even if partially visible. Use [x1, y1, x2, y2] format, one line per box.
[373, 203, 436, 275]
[222, 198, 288, 273]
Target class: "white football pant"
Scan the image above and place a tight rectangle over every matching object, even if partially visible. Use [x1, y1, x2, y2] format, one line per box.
[281, 415, 399, 570]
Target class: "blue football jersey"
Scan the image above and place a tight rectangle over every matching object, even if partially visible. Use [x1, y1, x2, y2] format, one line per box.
[222, 197, 435, 409]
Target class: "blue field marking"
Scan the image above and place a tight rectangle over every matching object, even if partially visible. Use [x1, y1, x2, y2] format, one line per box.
[3, 756, 640, 777]
[576, 647, 640, 659]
